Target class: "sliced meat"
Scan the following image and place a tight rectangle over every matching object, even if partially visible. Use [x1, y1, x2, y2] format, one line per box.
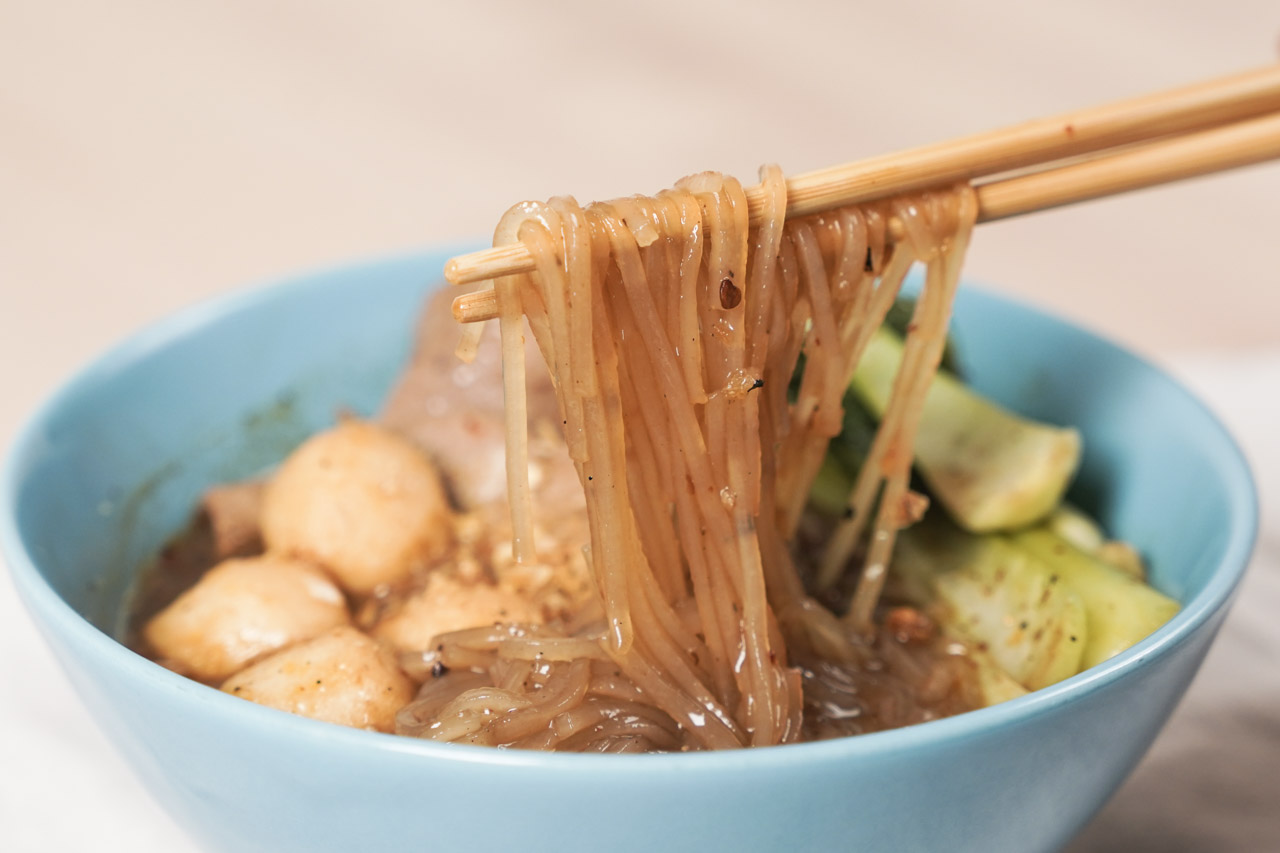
[381, 287, 566, 509]
[201, 479, 265, 558]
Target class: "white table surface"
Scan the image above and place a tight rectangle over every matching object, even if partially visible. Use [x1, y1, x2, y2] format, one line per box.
[2, 2, 1278, 849]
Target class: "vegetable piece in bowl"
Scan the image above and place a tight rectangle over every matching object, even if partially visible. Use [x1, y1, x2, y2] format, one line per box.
[851, 326, 1081, 532]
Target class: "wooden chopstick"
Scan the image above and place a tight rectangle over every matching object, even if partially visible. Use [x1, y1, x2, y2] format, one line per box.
[444, 64, 1280, 290]
[451, 111, 1280, 324]
[975, 110, 1280, 222]
[767, 63, 1280, 219]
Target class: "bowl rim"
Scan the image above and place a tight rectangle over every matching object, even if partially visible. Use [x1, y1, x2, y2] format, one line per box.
[0, 246, 1259, 773]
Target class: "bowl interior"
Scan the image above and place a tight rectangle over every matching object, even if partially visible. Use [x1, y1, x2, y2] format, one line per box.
[4, 247, 1254, 653]
[1, 247, 1257, 853]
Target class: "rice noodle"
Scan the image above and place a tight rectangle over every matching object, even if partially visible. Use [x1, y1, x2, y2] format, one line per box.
[405, 172, 978, 750]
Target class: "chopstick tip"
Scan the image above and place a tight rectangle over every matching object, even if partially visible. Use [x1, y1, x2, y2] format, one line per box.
[443, 257, 464, 285]
[451, 295, 469, 322]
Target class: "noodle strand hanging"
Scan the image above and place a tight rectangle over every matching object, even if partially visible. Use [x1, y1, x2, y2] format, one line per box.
[407, 172, 979, 750]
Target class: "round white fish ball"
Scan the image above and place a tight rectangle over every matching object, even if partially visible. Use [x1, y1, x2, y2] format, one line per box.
[261, 421, 453, 595]
[144, 555, 349, 684]
[221, 625, 414, 732]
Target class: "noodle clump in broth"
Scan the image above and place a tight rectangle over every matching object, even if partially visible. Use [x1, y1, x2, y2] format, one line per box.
[397, 170, 981, 751]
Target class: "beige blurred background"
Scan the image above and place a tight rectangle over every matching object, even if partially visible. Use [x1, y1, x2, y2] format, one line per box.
[3, 1, 1279, 453]
[2, 1, 1278, 851]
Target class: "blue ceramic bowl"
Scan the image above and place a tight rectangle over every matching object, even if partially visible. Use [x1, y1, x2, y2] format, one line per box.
[1, 247, 1256, 853]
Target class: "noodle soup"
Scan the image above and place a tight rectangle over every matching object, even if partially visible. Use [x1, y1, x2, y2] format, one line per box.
[129, 174, 1176, 750]
[6, 240, 1253, 851]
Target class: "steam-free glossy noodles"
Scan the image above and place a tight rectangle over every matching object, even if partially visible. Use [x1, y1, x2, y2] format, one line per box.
[398, 172, 979, 749]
